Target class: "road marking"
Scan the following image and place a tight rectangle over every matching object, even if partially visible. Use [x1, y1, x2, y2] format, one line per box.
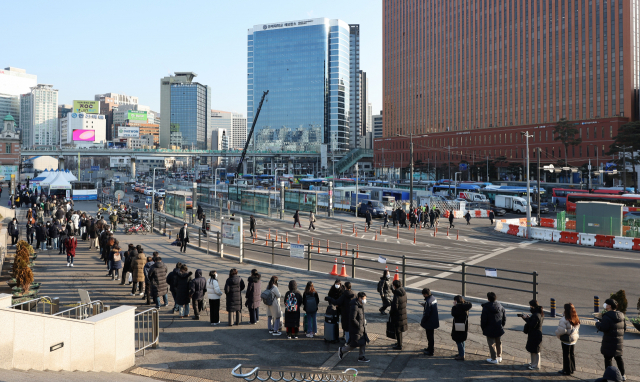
[405, 272, 430, 281]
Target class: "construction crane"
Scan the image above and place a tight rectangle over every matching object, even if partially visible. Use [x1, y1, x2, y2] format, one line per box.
[236, 90, 269, 179]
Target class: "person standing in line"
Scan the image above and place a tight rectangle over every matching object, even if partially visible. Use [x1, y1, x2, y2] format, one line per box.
[390, 280, 408, 350]
[326, 282, 354, 343]
[302, 281, 319, 337]
[595, 298, 626, 380]
[179, 223, 189, 253]
[109, 244, 122, 280]
[451, 295, 472, 361]
[120, 244, 134, 285]
[143, 254, 155, 304]
[293, 210, 301, 228]
[383, 211, 389, 228]
[189, 269, 207, 320]
[308, 211, 316, 231]
[148, 256, 169, 309]
[489, 209, 495, 225]
[224, 268, 245, 326]
[555, 302, 580, 375]
[520, 299, 545, 370]
[130, 249, 146, 296]
[35, 222, 46, 251]
[377, 270, 392, 315]
[481, 292, 507, 364]
[245, 269, 262, 324]
[26, 219, 34, 245]
[249, 215, 256, 238]
[65, 234, 77, 267]
[88, 218, 97, 249]
[464, 211, 471, 225]
[175, 265, 194, 318]
[337, 292, 370, 363]
[283, 280, 303, 339]
[166, 262, 182, 314]
[265, 275, 283, 335]
[206, 270, 223, 325]
[419, 288, 439, 356]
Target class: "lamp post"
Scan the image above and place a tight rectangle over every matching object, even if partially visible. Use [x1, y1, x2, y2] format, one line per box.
[214, 168, 225, 201]
[151, 167, 164, 231]
[354, 163, 359, 217]
[397, 133, 428, 210]
[522, 131, 533, 232]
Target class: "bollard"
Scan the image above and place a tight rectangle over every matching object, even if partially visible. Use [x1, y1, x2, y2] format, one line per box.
[461, 262, 467, 296]
[457, 230, 459, 240]
[397, 225, 399, 239]
[414, 228, 416, 244]
[353, 223, 355, 233]
[550, 298, 556, 317]
[276, 230, 278, 241]
[269, 229, 271, 240]
[379, 226, 382, 235]
[265, 234, 268, 246]
[281, 238, 283, 249]
[317, 241, 320, 253]
[286, 232, 289, 243]
[298, 235, 300, 244]
[375, 233, 377, 240]
[253, 233, 256, 243]
[351, 249, 356, 278]
[311, 237, 314, 250]
[364, 225, 367, 233]
[594, 296, 600, 313]
[326, 240, 329, 252]
[341, 224, 343, 234]
[271, 239, 275, 265]
[340, 243, 343, 256]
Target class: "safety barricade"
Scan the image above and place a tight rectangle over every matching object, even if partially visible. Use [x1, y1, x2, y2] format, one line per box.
[579, 233, 596, 247]
[495, 220, 504, 232]
[540, 218, 556, 228]
[613, 237, 634, 250]
[500, 223, 510, 234]
[594, 235, 615, 248]
[507, 224, 520, 236]
[633, 238, 640, 251]
[566, 220, 576, 230]
[551, 230, 562, 243]
[529, 227, 547, 240]
[454, 210, 464, 218]
[542, 229, 554, 242]
[517, 226, 527, 238]
[559, 231, 579, 244]
[474, 209, 482, 218]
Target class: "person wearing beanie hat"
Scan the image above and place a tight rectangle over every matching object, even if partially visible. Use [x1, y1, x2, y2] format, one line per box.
[596, 298, 626, 380]
[283, 280, 302, 339]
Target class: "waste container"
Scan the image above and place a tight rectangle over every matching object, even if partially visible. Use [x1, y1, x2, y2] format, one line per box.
[206, 219, 211, 231]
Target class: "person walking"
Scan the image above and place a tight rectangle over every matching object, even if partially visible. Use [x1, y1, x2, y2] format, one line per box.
[390, 280, 408, 350]
[308, 211, 316, 231]
[206, 271, 223, 325]
[302, 281, 319, 337]
[326, 281, 355, 342]
[481, 292, 507, 364]
[26, 219, 34, 245]
[249, 215, 256, 238]
[265, 275, 283, 335]
[464, 211, 471, 225]
[130, 249, 146, 296]
[189, 269, 207, 320]
[448, 210, 455, 229]
[595, 298, 626, 380]
[178, 223, 189, 253]
[555, 302, 580, 375]
[420, 288, 439, 355]
[245, 269, 262, 324]
[337, 292, 370, 363]
[377, 270, 392, 315]
[293, 210, 301, 228]
[166, 262, 182, 314]
[365, 210, 372, 229]
[8, 218, 19, 246]
[520, 299, 545, 370]
[109, 244, 122, 280]
[283, 280, 303, 339]
[65, 234, 77, 267]
[383, 211, 389, 228]
[148, 256, 169, 309]
[224, 268, 245, 326]
[451, 295, 472, 361]
[175, 265, 194, 318]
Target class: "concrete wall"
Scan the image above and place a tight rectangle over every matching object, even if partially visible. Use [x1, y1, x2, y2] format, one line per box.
[0, 294, 136, 372]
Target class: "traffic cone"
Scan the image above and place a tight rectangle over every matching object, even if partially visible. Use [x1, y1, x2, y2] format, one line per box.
[456, 230, 459, 240]
[297, 235, 300, 244]
[339, 260, 348, 277]
[356, 244, 360, 258]
[326, 240, 329, 252]
[330, 258, 338, 276]
[393, 266, 400, 281]
[265, 234, 268, 246]
[385, 265, 389, 273]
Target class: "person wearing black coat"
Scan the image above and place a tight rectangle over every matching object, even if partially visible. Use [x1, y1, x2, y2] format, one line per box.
[596, 298, 626, 379]
[481, 292, 507, 364]
[166, 262, 182, 313]
[365, 210, 372, 228]
[326, 282, 355, 342]
[377, 271, 393, 314]
[450, 295, 472, 361]
[178, 223, 189, 253]
[245, 269, 262, 324]
[390, 280, 408, 350]
[338, 292, 370, 363]
[420, 288, 439, 355]
[327, 279, 345, 327]
[489, 210, 495, 225]
[35, 222, 47, 251]
[8, 218, 19, 246]
[48, 221, 60, 250]
[521, 300, 545, 370]
[224, 268, 245, 326]
[175, 265, 194, 318]
[283, 280, 303, 338]
[148, 257, 169, 308]
[249, 215, 256, 237]
[189, 269, 207, 320]
[293, 210, 301, 228]
[26, 220, 34, 245]
[448, 210, 455, 228]
[120, 244, 135, 285]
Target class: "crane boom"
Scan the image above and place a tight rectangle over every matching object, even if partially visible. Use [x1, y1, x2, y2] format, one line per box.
[236, 90, 269, 177]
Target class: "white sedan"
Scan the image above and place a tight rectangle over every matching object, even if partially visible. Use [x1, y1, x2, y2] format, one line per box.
[144, 187, 155, 196]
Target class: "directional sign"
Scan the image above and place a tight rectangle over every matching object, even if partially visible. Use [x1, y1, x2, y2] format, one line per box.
[91, 166, 99, 171]
[146, 196, 152, 205]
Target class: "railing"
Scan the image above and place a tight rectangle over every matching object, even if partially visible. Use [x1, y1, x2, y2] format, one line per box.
[135, 308, 159, 356]
[0, 228, 6, 277]
[231, 364, 358, 382]
[53, 301, 105, 320]
[9, 296, 58, 315]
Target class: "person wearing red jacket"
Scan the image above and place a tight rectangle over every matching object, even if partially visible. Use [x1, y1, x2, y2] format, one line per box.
[66, 235, 77, 267]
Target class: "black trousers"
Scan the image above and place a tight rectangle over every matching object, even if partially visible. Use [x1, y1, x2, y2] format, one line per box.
[209, 299, 220, 323]
[604, 355, 625, 376]
[11, 235, 18, 245]
[395, 330, 403, 348]
[561, 343, 576, 374]
[180, 240, 188, 252]
[379, 297, 391, 313]
[131, 282, 143, 294]
[425, 329, 435, 353]
[191, 297, 204, 317]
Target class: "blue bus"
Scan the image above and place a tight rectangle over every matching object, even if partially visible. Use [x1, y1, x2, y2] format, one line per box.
[431, 184, 482, 196]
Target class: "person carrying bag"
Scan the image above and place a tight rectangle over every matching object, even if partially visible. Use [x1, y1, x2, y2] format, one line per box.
[555, 303, 580, 376]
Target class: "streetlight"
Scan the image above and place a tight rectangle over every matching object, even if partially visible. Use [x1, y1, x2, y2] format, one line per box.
[396, 133, 428, 210]
[521, 131, 533, 231]
[151, 167, 164, 232]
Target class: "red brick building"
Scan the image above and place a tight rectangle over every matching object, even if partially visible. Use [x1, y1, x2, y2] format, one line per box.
[0, 114, 20, 166]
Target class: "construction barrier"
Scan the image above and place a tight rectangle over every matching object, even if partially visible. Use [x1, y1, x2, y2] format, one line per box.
[613, 236, 634, 250]
[579, 233, 596, 247]
[540, 218, 556, 228]
[517, 226, 527, 238]
[542, 229, 554, 242]
[594, 235, 615, 248]
[507, 225, 520, 236]
[551, 231, 562, 243]
[529, 227, 546, 240]
[566, 220, 576, 230]
[633, 238, 640, 251]
[559, 231, 579, 244]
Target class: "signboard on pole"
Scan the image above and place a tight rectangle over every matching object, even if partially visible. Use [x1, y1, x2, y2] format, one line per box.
[222, 218, 242, 247]
[91, 166, 100, 171]
[290, 243, 305, 259]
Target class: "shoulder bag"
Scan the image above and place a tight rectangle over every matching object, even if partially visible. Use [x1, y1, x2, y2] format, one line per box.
[386, 317, 396, 339]
[559, 324, 574, 342]
[455, 314, 467, 332]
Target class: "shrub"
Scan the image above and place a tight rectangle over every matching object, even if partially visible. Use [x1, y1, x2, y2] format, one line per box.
[610, 290, 628, 314]
[13, 257, 33, 293]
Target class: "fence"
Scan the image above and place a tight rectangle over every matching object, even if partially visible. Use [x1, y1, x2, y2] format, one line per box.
[53, 301, 105, 320]
[135, 308, 159, 356]
[231, 364, 358, 382]
[10, 296, 59, 314]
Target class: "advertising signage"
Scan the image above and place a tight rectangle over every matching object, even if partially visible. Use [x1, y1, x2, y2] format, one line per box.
[72, 129, 96, 141]
[127, 110, 147, 122]
[117, 126, 140, 138]
[73, 100, 99, 114]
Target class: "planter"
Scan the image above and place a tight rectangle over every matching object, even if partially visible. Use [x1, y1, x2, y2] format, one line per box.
[12, 289, 38, 298]
[10, 296, 38, 308]
[11, 282, 41, 293]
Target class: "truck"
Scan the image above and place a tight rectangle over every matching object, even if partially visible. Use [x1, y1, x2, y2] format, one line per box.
[458, 192, 488, 202]
[495, 195, 528, 214]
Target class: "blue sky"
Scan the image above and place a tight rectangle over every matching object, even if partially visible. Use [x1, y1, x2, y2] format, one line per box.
[3, 0, 382, 116]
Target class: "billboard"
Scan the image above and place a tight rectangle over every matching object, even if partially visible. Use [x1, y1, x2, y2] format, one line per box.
[127, 110, 147, 122]
[72, 129, 96, 141]
[73, 100, 99, 114]
[117, 126, 140, 138]
[0, 165, 18, 181]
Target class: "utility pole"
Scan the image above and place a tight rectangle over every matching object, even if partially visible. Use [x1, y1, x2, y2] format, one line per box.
[443, 145, 458, 179]
[522, 132, 533, 233]
[537, 148, 541, 225]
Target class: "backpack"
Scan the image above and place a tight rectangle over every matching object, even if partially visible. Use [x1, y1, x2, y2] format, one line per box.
[285, 292, 298, 312]
[305, 294, 317, 313]
[261, 288, 275, 306]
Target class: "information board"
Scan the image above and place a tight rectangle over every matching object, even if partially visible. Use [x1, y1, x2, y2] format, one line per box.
[290, 243, 305, 259]
[222, 218, 243, 247]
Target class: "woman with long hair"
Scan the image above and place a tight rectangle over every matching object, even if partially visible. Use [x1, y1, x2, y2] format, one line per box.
[265, 276, 282, 335]
[555, 303, 580, 375]
[450, 295, 472, 361]
[521, 299, 544, 370]
[302, 281, 320, 337]
[206, 270, 223, 325]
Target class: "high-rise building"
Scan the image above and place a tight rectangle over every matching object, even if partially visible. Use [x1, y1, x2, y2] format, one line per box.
[358, 70, 369, 137]
[0, 67, 37, 130]
[248, 18, 351, 152]
[95, 93, 141, 141]
[94, 93, 138, 106]
[60, 113, 107, 148]
[210, 110, 247, 150]
[160, 72, 211, 149]
[373, 111, 383, 139]
[366, 102, 372, 134]
[349, 25, 361, 149]
[210, 128, 229, 165]
[20, 84, 58, 147]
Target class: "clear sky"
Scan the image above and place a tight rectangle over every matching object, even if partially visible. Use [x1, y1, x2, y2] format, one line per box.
[3, 0, 382, 116]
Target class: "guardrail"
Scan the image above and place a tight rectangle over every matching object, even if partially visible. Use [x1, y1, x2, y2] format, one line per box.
[9, 296, 59, 314]
[231, 364, 358, 382]
[53, 301, 105, 320]
[135, 308, 159, 356]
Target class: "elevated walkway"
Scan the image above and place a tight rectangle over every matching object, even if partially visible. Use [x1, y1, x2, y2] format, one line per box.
[332, 148, 373, 174]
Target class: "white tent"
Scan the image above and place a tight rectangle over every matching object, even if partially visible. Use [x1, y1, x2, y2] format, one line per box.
[40, 172, 71, 189]
[61, 169, 78, 182]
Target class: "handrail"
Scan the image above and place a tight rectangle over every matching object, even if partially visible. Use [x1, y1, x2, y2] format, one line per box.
[135, 308, 159, 356]
[231, 364, 358, 382]
[53, 300, 104, 320]
[10, 296, 56, 315]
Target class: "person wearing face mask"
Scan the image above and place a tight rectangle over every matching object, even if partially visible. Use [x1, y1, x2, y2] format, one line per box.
[451, 295, 472, 361]
[389, 280, 408, 350]
[8, 218, 19, 246]
[327, 280, 345, 330]
[595, 299, 626, 380]
[520, 299, 545, 370]
[420, 288, 439, 356]
[325, 282, 355, 343]
[206, 270, 223, 325]
[337, 292, 370, 363]
[377, 270, 393, 315]
[179, 223, 189, 253]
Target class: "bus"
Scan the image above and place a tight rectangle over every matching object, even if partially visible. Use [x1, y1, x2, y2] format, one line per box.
[566, 193, 640, 214]
[481, 186, 546, 204]
[431, 183, 481, 197]
[552, 188, 623, 206]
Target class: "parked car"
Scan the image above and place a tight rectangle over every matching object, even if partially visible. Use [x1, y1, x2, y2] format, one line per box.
[490, 206, 507, 216]
[144, 187, 155, 196]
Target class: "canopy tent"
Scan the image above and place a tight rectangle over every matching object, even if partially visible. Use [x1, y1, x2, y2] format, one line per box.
[40, 172, 71, 190]
[61, 169, 78, 182]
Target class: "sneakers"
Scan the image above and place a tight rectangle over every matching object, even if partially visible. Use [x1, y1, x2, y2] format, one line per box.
[287, 336, 292, 339]
[497, 357, 502, 363]
[527, 365, 539, 370]
[66, 263, 70, 267]
[138, 292, 144, 296]
[358, 357, 370, 363]
[269, 330, 274, 334]
[293, 336, 298, 339]
[272, 331, 282, 336]
[487, 359, 499, 364]
[338, 347, 344, 360]
[70, 264, 73, 267]
[130, 293, 136, 296]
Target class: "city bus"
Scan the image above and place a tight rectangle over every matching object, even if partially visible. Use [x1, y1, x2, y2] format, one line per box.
[552, 188, 623, 206]
[481, 186, 546, 204]
[566, 193, 640, 214]
[431, 183, 481, 196]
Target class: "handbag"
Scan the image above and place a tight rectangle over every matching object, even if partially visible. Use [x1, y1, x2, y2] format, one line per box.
[386, 317, 396, 339]
[454, 316, 467, 332]
[560, 325, 574, 343]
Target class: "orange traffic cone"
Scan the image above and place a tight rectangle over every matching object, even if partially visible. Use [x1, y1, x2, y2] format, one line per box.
[330, 258, 338, 276]
[393, 266, 400, 281]
[385, 265, 389, 272]
[339, 260, 348, 277]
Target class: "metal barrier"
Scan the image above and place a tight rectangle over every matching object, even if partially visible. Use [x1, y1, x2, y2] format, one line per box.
[9, 296, 59, 315]
[135, 308, 159, 356]
[53, 301, 105, 320]
[231, 364, 358, 382]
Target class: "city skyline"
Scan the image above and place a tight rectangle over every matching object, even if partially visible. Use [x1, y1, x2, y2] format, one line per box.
[2, 1, 382, 118]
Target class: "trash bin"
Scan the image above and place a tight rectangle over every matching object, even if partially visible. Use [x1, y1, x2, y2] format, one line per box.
[206, 219, 211, 231]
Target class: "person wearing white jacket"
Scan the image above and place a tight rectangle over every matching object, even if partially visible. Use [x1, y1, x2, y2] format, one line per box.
[265, 276, 282, 335]
[207, 271, 223, 325]
[554, 303, 581, 376]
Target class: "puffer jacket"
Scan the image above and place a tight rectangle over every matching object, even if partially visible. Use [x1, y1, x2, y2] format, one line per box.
[377, 276, 392, 303]
[390, 287, 408, 333]
[206, 277, 223, 300]
[420, 294, 440, 330]
[554, 316, 580, 345]
[189, 269, 207, 300]
[224, 275, 245, 312]
[451, 302, 472, 343]
[148, 260, 169, 297]
[327, 289, 355, 331]
[265, 285, 282, 319]
[130, 251, 146, 283]
[596, 310, 625, 357]
[523, 306, 544, 353]
[480, 301, 506, 338]
[175, 270, 194, 306]
[245, 274, 262, 310]
[348, 298, 368, 347]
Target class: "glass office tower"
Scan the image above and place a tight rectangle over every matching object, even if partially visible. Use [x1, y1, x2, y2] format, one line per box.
[248, 18, 351, 152]
[170, 83, 209, 149]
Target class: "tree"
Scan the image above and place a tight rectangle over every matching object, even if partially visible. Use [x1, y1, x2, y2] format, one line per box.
[553, 119, 582, 167]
